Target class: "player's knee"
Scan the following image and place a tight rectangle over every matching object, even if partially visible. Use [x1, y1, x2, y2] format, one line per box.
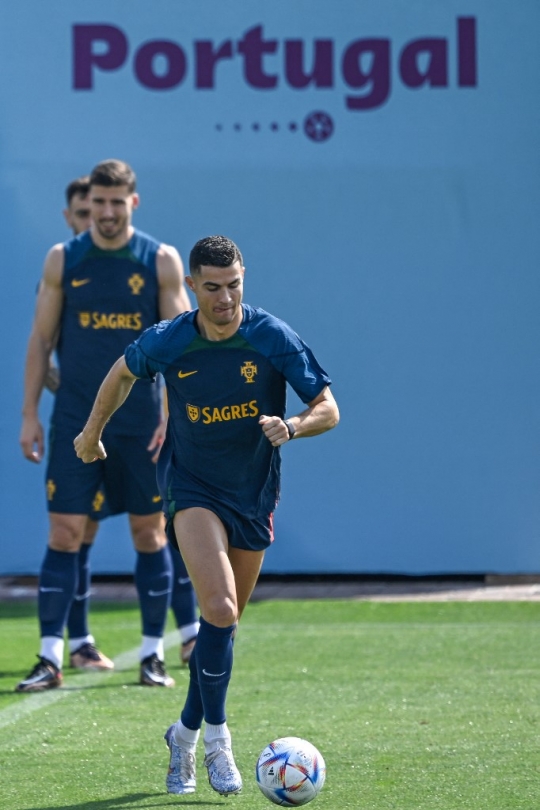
[131, 528, 167, 553]
[49, 523, 84, 553]
[204, 595, 238, 628]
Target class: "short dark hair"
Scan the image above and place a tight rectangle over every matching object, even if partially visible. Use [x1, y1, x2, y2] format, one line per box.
[65, 176, 90, 206]
[189, 235, 243, 274]
[89, 159, 136, 193]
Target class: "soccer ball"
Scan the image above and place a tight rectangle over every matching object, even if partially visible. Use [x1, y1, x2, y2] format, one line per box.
[255, 736, 326, 806]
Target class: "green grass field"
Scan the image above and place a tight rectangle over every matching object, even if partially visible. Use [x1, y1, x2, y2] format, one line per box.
[0, 599, 539, 809]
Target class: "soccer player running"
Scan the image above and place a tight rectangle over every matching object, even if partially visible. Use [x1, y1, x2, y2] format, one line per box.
[74, 235, 339, 796]
[18, 159, 194, 692]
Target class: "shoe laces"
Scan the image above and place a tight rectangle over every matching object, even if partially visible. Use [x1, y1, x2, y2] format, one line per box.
[176, 747, 196, 782]
[74, 643, 101, 661]
[206, 746, 236, 777]
[22, 656, 56, 680]
[145, 654, 166, 675]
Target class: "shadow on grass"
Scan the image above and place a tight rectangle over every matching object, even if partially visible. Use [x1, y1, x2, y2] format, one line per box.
[19, 793, 224, 809]
[0, 682, 155, 696]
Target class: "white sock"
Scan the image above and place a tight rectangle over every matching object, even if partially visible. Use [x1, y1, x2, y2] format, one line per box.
[180, 622, 199, 644]
[40, 636, 64, 670]
[174, 720, 200, 752]
[140, 636, 164, 661]
[204, 722, 231, 754]
[68, 634, 94, 653]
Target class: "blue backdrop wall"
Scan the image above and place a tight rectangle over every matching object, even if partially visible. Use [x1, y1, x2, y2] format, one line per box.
[1, 1, 539, 575]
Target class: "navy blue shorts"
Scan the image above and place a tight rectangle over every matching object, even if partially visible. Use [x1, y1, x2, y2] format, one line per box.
[165, 498, 274, 553]
[46, 424, 162, 516]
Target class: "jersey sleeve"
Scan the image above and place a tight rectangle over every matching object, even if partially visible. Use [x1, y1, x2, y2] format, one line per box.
[246, 308, 331, 404]
[279, 338, 331, 403]
[124, 320, 171, 380]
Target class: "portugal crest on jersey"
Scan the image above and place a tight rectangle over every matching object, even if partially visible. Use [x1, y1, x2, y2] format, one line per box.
[240, 360, 258, 383]
[128, 273, 145, 295]
[186, 404, 200, 422]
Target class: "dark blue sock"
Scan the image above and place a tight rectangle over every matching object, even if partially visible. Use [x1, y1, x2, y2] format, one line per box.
[135, 546, 172, 638]
[181, 646, 205, 731]
[169, 545, 198, 629]
[39, 548, 78, 638]
[192, 616, 235, 725]
[66, 543, 91, 639]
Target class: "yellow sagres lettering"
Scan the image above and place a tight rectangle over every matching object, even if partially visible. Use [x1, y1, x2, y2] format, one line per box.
[240, 360, 258, 383]
[178, 370, 198, 379]
[46, 479, 56, 501]
[201, 400, 259, 424]
[71, 278, 91, 288]
[86, 312, 143, 330]
[186, 404, 200, 422]
[92, 490, 105, 513]
[152, 495, 162, 503]
[128, 273, 145, 295]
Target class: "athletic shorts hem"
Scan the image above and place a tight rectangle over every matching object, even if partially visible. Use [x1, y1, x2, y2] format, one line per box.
[165, 500, 273, 552]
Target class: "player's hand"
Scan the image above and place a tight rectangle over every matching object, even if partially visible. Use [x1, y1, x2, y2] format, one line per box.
[259, 415, 290, 447]
[20, 415, 45, 463]
[74, 431, 107, 463]
[148, 417, 167, 463]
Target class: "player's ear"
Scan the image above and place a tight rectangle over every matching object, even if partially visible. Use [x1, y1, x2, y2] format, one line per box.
[185, 275, 195, 291]
[62, 209, 72, 229]
[131, 192, 140, 210]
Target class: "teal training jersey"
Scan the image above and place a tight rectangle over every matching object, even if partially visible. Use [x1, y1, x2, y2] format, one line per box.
[53, 229, 162, 435]
[125, 305, 331, 519]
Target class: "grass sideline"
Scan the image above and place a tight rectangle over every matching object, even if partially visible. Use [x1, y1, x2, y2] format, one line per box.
[0, 599, 539, 809]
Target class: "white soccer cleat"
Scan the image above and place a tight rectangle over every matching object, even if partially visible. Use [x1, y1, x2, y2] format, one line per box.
[204, 746, 242, 796]
[164, 725, 196, 794]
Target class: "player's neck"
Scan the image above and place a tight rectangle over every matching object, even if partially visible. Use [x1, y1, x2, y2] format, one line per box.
[196, 311, 242, 341]
[90, 224, 134, 251]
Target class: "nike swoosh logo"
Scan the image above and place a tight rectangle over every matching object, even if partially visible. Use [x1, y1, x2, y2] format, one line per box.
[148, 588, 171, 597]
[152, 495, 162, 503]
[177, 577, 191, 585]
[71, 278, 91, 287]
[39, 586, 64, 593]
[202, 669, 226, 677]
[73, 590, 91, 601]
[178, 370, 198, 378]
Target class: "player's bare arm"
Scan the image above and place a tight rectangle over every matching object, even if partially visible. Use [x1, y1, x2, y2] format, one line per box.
[20, 245, 65, 463]
[74, 357, 138, 463]
[259, 386, 339, 447]
[156, 244, 191, 320]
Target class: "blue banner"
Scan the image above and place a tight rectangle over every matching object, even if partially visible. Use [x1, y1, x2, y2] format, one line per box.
[1, 1, 539, 574]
